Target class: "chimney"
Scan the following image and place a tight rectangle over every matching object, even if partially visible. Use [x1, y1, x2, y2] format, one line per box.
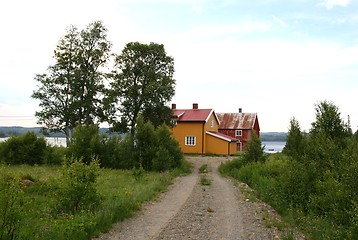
[239, 108, 242, 113]
[172, 103, 176, 110]
[193, 103, 198, 109]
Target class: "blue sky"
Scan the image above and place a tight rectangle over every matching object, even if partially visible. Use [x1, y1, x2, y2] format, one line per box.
[0, 0, 357, 132]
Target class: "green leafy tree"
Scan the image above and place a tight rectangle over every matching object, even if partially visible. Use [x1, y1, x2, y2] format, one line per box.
[134, 115, 158, 170]
[74, 21, 112, 126]
[283, 117, 306, 160]
[32, 21, 112, 145]
[242, 131, 266, 163]
[307, 101, 351, 173]
[310, 100, 350, 141]
[152, 123, 183, 171]
[111, 42, 175, 135]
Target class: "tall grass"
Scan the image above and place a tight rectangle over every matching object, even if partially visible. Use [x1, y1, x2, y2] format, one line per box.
[0, 160, 191, 240]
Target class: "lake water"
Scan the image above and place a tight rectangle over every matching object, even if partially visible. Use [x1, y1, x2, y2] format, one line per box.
[262, 141, 286, 153]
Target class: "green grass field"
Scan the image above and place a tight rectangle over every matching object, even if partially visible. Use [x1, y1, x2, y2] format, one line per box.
[0, 161, 191, 240]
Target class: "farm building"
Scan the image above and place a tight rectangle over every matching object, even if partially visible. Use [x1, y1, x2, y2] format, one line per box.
[170, 103, 237, 155]
[217, 109, 260, 152]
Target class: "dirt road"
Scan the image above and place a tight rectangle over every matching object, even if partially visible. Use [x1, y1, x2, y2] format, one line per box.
[96, 156, 281, 240]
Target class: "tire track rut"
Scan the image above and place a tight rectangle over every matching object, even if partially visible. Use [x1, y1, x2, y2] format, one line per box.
[97, 156, 280, 240]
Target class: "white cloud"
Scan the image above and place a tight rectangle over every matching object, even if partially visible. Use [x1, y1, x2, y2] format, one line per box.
[271, 15, 288, 28]
[318, 0, 351, 9]
[191, 5, 203, 14]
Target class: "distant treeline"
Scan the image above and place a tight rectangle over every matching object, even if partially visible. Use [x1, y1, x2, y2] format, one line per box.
[260, 132, 287, 142]
[0, 127, 111, 138]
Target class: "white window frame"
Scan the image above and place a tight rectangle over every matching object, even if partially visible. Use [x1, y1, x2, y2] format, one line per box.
[210, 119, 214, 128]
[185, 136, 196, 146]
[235, 130, 242, 137]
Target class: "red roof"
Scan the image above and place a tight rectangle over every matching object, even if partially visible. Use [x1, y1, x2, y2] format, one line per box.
[173, 109, 216, 122]
[217, 113, 258, 130]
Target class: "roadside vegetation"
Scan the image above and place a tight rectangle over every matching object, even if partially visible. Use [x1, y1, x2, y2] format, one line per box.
[0, 160, 190, 240]
[220, 101, 358, 239]
[0, 119, 190, 240]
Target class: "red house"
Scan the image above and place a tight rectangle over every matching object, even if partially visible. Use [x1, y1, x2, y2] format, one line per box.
[217, 108, 260, 152]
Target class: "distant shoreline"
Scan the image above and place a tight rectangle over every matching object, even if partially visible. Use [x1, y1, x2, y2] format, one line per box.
[0, 126, 288, 142]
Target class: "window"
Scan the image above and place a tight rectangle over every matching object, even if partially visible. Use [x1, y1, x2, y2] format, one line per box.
[170, 120, 177, 126]
[235, 130, 242, 137]
[185, 136, 196, 146]
[210, 119, 214, 128]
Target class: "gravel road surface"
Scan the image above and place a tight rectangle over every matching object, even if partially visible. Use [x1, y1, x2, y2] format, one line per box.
[96, 156, 284, 240]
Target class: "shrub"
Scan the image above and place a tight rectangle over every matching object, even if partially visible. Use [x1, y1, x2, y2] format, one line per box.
[309, 171, 352, 226]
[153, 123, 183, 171]
[115, 134, 135, 169]
[0, 132, 48, 165]
[67, 125, 104, 164]
[43, 146, 67, 165]
[152, 147, 172, 172]
[99, 135, 122, 169]
[134, 115, 158, 170]
[134, 118, 183, 171]
[242, 131, 266, 164]
[219, 157, 245, 176]
[56, 157, 101, 214]
[100, 135, 135, 169]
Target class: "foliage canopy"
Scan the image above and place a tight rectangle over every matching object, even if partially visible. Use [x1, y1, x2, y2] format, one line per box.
[32, 21, 112, 144]
[111, 42, 175, 134]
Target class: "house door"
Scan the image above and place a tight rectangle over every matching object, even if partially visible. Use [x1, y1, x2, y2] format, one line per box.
[237, 142, 242, 152]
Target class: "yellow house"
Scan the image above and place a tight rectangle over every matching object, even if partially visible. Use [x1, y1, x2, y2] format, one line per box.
[171, 103, 237, 155]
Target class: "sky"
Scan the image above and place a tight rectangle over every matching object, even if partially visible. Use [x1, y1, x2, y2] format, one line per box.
[0, 0, 357, 132]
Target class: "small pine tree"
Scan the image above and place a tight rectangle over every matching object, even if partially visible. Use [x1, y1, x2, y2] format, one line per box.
[242, 131, 265, 163]
[283, 117, 306, 161]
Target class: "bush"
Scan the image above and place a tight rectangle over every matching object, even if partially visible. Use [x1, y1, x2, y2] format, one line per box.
[44, 146, 67, 165]
[56, 157, 101, 214]
[100, 135, 134, 169]
[309, 171, 352, 226]
[134, 116, 158, 170]
[152, 124, 183, 172]
[242, 131, 266, 164]
[67, 125, 104, 164]
[134, 117, 183, 171]
[0, 132, 48, 165]
[114, 134, 135, 169]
